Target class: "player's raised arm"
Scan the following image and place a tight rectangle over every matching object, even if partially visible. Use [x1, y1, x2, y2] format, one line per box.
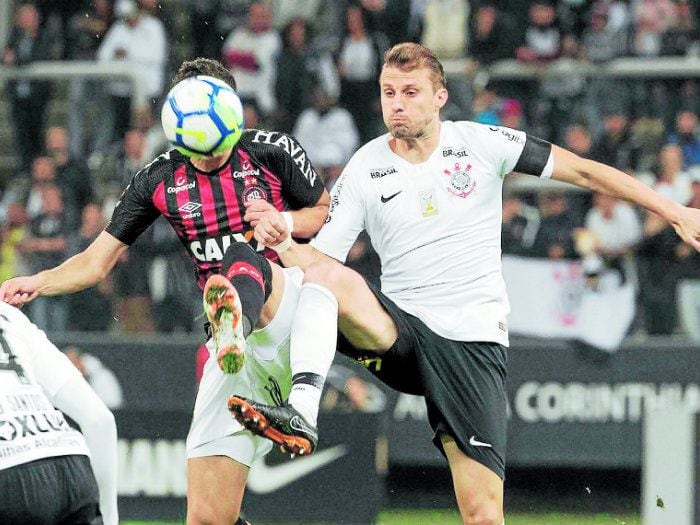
[0, 231, 128, 306]
[549, 145, 700, 250]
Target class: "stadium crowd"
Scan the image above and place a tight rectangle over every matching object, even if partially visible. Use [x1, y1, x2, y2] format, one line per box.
[1, 0, 699, 339]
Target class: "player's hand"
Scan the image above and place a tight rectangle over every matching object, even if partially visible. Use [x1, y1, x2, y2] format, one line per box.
[671, 206, 700, 251]
[244, 199, 290, 247]
[0, 275, 42, 307]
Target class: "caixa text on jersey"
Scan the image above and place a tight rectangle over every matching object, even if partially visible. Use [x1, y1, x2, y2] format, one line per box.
[189, 233, 263, 262]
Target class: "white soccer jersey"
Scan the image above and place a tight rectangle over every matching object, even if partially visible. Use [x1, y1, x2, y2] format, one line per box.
[0, 303, 90, 470]
[312, 121, 553, 345]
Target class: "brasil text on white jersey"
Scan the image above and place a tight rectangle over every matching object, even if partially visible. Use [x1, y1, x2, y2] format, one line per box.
[311, 121, 553, 346]
[0, 303, 90, 470]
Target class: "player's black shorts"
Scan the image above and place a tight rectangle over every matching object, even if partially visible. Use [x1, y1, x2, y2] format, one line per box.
[0, 454, 103, 524]
[337, 283, 508, 479]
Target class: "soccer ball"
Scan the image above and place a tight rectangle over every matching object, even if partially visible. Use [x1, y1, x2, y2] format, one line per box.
[161, 75, 245, 158]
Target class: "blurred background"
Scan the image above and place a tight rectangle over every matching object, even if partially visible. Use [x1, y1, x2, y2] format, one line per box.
[0, 0, 699, 523]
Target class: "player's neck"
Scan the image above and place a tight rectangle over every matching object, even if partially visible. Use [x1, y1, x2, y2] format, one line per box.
[390, 121, 441, 164]
[190, 147, 234, 172]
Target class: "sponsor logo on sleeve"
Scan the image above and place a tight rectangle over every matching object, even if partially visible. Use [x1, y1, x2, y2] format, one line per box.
[251, 130, 317, 185]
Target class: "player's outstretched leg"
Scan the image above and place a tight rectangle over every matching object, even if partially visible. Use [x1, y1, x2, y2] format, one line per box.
[228, 395, 318, 456]
[203, 274, 246, 374]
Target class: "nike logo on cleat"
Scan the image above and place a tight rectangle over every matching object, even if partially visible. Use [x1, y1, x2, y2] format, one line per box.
[380, 191, 402, 203]
[469, 436, 492, 448]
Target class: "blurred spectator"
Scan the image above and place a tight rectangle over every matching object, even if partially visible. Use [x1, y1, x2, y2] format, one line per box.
[65, 347, 124, 408]
[563, 123, 593, 157]
[66, 203, 114, 332]
[501, 98, 526, 130]
[468, 4, 518, 69]
[471, 83, 503, 126]
[666, 109, 700, 170]
[149, 218, 199, 334]
[3, 3, 53, 174]
[223, 1, 282, 118]
[45, 126, 92, 229]
[185, 0, 224, 59]
[653, 143, 693, 205]
[421, 0, 469, 60]
[530, 190, 578, 259]
[96, 0, 168, 153]
[338, 4, 388, 143]
[537, 35, 586, 142]
[92, 129, 151, 206]
[111, 234, 156, 333]
[22, 156, 60, 221]
[293, 82, 359, 186]
[516, 2, 561, 63]
[580, 192, 642, 281]
[502, 193, 540, 255]
[633, 0, 677, 56]
[66, 0, 113, 159]
[590, 105, 639, 172]
[581, 5, 627, 63]
[0, 203, 29, 283]
[269, 0, 322, 28]
[674, 170, 700, 341]
[275, 18, 340, 132]
[380, 0, 414, 45]
[18, 184, 69, 331]
[659, 0, 697, 56]
[557, 0, 591, 38]
[132, 107, 169, 160]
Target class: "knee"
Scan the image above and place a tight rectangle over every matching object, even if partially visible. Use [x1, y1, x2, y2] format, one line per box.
[461, 502, 503, 525]
[186, 501, 237, 525]
[303, 260, 353, 290]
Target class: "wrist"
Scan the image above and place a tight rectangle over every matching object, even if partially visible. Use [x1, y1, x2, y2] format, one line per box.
[270, 212, 294, 254]
[281, 211, 294, 235]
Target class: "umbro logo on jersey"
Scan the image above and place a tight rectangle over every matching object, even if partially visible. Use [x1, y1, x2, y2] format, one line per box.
[381, 191, 402, 203]
[178, 201, 202, 219]
[469, 436, 492, 448]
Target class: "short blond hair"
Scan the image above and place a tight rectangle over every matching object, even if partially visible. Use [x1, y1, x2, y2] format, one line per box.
[382, 43, 446, 90]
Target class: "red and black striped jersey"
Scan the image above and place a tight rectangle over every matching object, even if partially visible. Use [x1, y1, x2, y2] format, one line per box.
[106, 129, 325, 289]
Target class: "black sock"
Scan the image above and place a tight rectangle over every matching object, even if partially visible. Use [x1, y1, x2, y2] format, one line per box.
[221, 243, 272, 338]
[235, 517, 251, 525]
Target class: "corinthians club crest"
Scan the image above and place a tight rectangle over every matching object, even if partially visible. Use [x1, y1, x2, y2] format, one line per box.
[443, 162, 476, 198]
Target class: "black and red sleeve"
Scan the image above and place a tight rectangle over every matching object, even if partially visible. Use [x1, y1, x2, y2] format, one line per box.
[105, 163, 164, 245]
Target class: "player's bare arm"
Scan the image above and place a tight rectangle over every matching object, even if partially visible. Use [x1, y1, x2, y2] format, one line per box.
[0, 231, 128, 306]
[551, 145, 700, 250]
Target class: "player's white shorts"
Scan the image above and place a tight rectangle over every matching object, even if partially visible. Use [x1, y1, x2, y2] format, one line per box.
[186, 266, 303, 467]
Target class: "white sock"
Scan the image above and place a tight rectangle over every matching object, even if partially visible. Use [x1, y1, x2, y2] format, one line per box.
[288, 283, 338, 427]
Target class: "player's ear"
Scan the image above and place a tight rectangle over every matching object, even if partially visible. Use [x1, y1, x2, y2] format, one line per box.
[435, 87, 448, 110]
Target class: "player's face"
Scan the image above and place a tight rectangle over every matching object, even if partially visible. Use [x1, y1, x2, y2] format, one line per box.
[380, 66, 447, 141]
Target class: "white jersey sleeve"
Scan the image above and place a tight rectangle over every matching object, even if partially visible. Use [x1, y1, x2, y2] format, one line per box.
[479, 125, 553, 179]
[310, 155, 367, 262]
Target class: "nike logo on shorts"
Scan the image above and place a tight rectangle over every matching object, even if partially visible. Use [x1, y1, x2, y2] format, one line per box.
[469, 436, 492, 448]
[381, 191, 402, 203]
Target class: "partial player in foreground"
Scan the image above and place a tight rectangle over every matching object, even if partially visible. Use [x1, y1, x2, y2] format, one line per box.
[233, 43, 700, 525]
[0, 58, 333, 524]
[0, 302, 118, 525]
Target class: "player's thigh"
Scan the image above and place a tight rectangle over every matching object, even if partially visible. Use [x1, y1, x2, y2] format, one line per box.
[304, 260, 397, 350]
[187, 455, 248, 524]
[441, 435, 504, 525]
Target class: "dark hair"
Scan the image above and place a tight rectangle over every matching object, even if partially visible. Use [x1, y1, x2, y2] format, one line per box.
[170, 58, 237, 90]
[383, 43, 446, 90]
